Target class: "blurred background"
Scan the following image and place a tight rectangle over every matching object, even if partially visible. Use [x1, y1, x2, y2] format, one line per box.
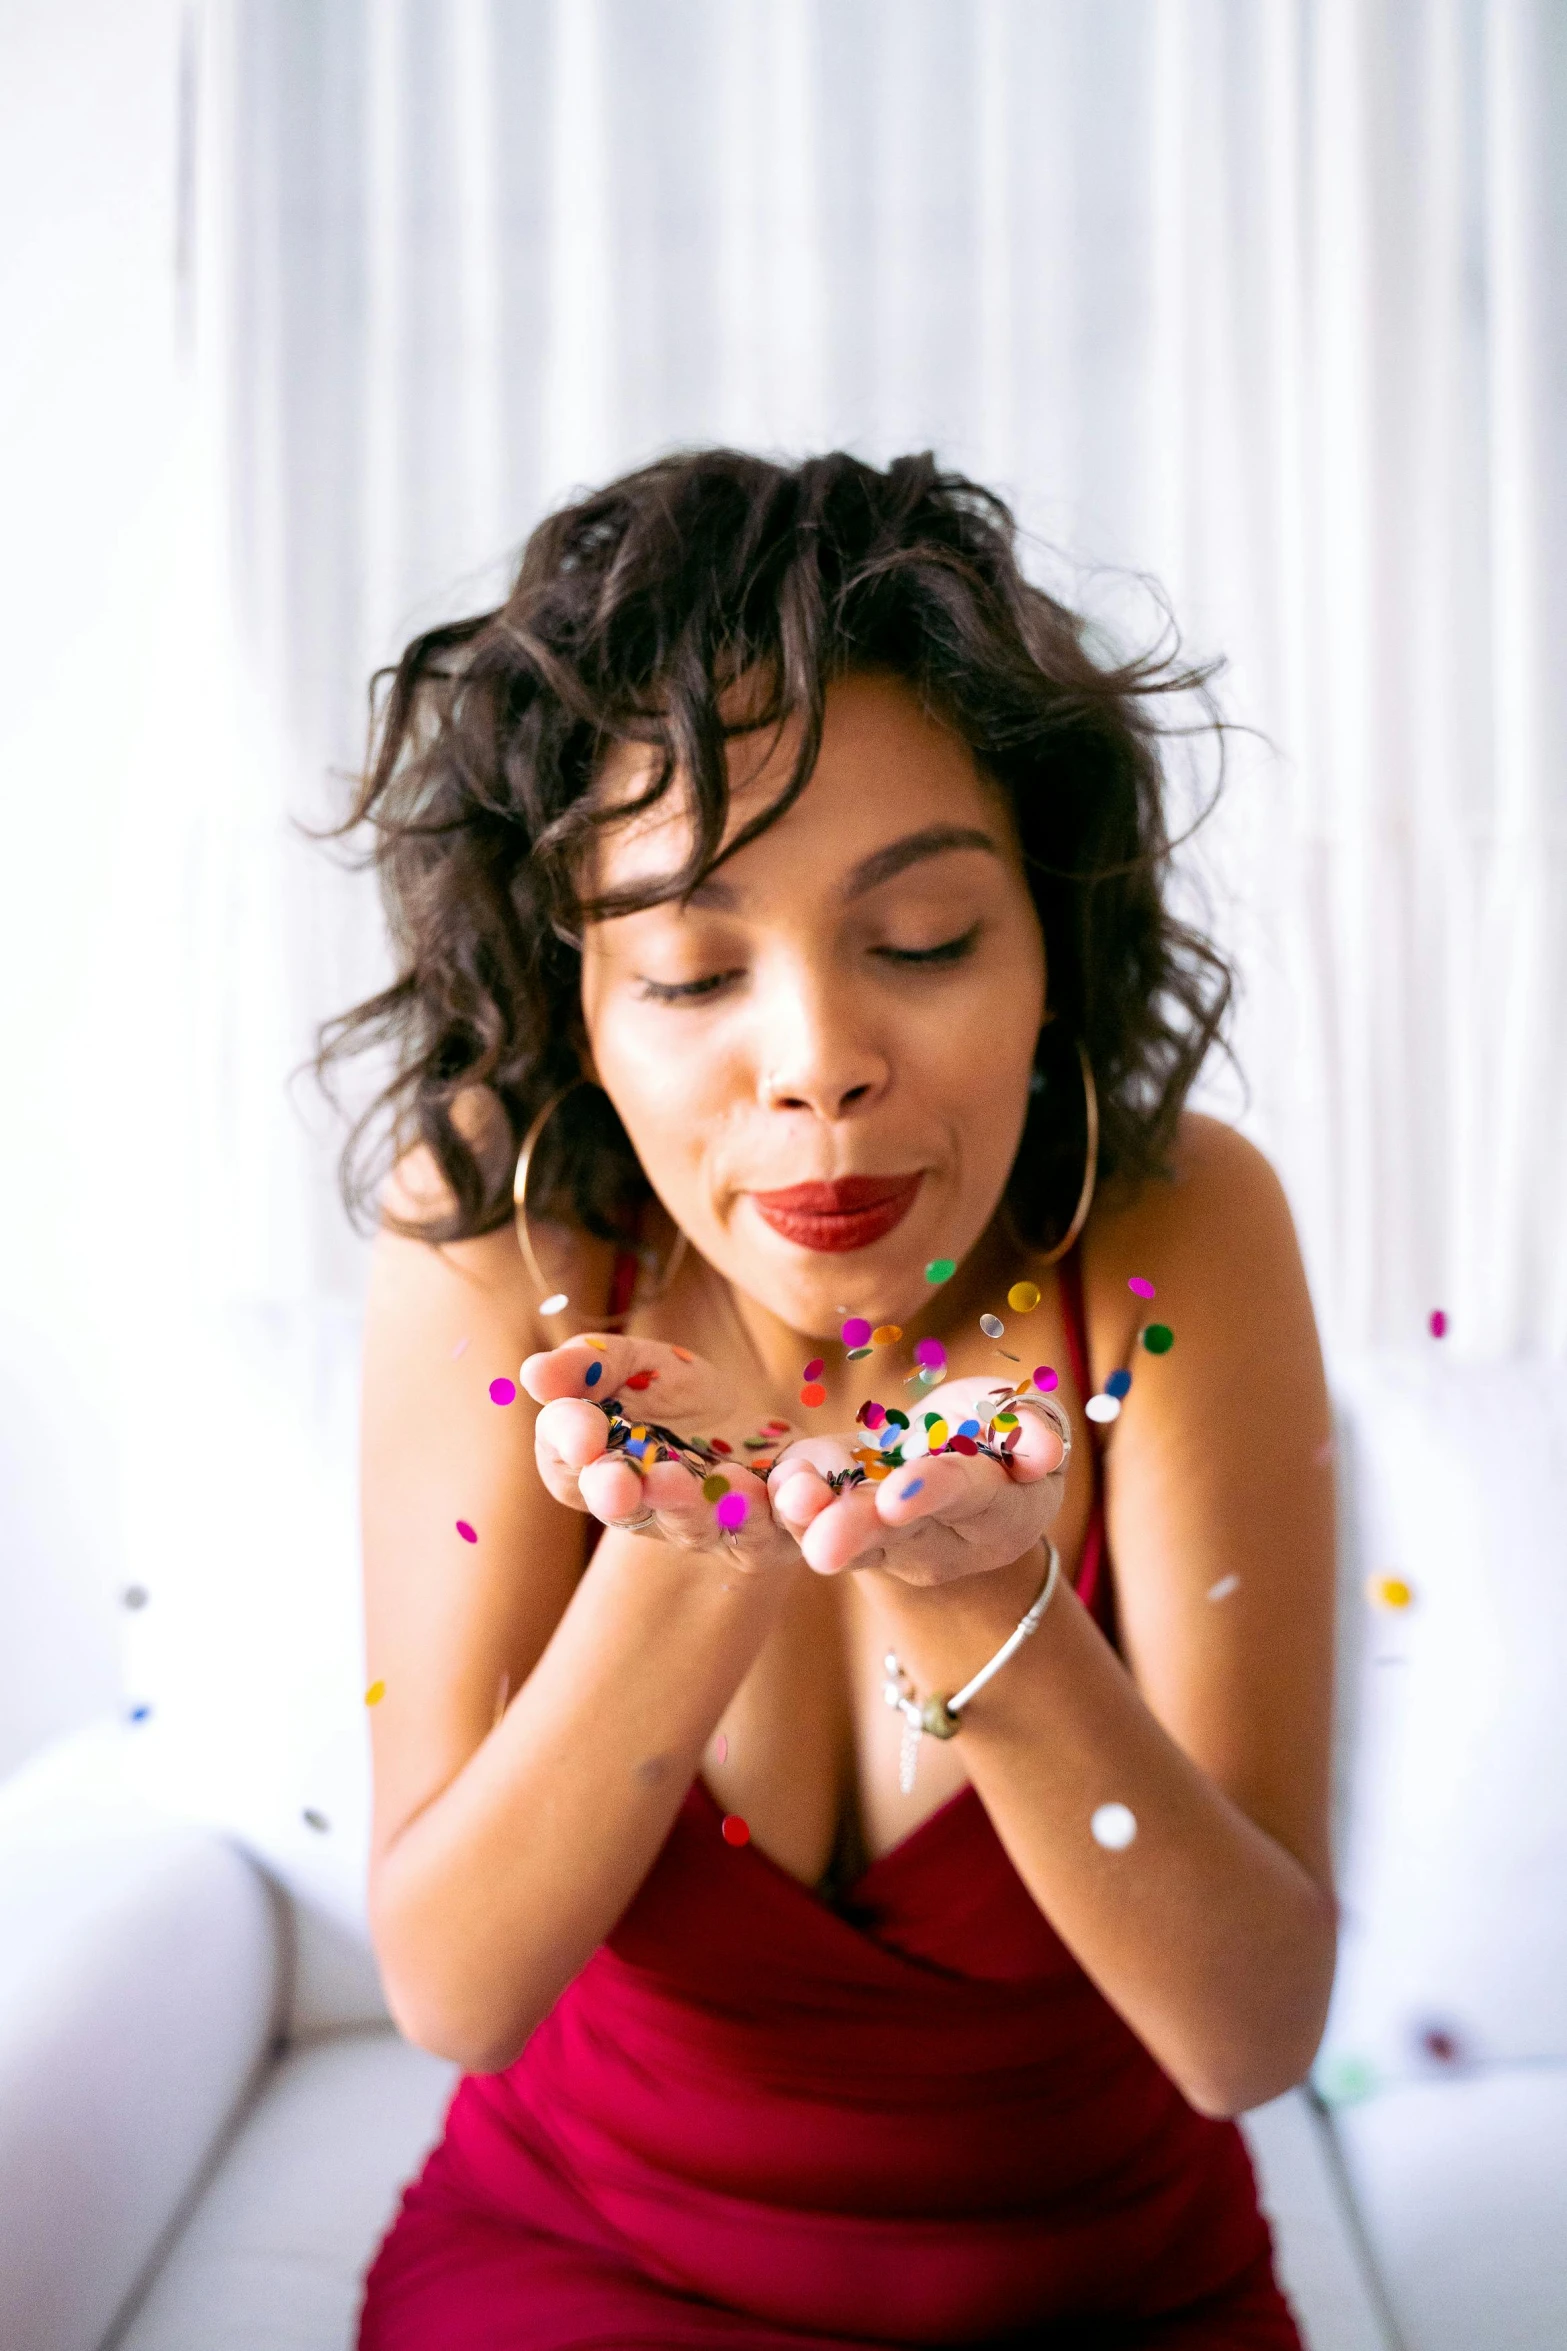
[1, 5, 1565, 2344]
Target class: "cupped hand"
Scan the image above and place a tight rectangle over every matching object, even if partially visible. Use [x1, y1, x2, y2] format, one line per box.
[765, 1375, 1070, 1588]
[519, 1335, 800, 1573]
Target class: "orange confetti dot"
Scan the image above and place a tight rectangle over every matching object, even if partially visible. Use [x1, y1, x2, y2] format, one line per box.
[671, 1345, 695, 1363]
[721, 1813, 751, 1846]
[800, 1382, 827, 1408]
[364, 1680, 386, 1706]
[871, 1324, 903, 1346]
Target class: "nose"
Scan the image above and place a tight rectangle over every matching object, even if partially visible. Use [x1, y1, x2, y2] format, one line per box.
[757, 971, 890, 1122]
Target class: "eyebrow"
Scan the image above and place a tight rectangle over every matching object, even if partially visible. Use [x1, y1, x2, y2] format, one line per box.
[685, 824, 1004, 909]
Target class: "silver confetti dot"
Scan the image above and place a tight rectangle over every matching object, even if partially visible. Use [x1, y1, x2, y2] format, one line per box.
[1207, 1574, 1240, 1603]
[979, 1313, 1004, 1339]
[1091, 1801, 1138, 1851]
[539, 1292, 569, 1316]
[1084, 1394, 1122, 1425]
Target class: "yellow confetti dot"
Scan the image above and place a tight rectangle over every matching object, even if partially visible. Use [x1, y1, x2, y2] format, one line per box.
[926, 1418, 949, 1449]
[871, 1324, 903, 1345]
[1007, 1281, 1041, 1314]
[1367, 1575, 1414, 1611]
[365, 1680, 386, 1706]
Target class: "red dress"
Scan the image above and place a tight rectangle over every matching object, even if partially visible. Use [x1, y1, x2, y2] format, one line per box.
[359, 1253, 1302, 2348]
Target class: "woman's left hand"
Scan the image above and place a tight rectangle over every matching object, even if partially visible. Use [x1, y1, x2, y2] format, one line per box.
[765, 1375, 1070, 1587]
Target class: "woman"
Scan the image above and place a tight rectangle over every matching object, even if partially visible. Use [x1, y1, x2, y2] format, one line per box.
[336, 451, 1336, 2348]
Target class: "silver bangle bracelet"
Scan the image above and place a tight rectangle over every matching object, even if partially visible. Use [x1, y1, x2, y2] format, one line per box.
[882, 1540, 1062, 1795]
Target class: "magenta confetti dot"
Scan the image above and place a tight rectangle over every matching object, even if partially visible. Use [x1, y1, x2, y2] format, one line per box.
[1033, 1366, 1059, 1392]
[840, 1317, 872, 1349]
[489, 1377, 517, 1406]
[714, 1490, 749, 1531]
[914, 1336, 946, 1368]
[1128, 1275, 1156, 1300]
[803, 1356, 825, 1382]
[456, 1520, 478, 1543]
[1429, 1309, 1448, 1338]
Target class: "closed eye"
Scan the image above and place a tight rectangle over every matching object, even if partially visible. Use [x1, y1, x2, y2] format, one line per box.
[635, 970, 740, 1003]
[874, 926, 981, 966]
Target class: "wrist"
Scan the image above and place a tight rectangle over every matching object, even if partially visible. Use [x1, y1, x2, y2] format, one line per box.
[870, 1539, 1053, 1690]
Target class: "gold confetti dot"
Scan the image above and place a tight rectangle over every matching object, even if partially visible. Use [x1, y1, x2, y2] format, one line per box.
[1367, 1574, 1414, 1610]
[871, 1324, 902, 1345]
[1007, 1280, 1041, 1314]
[364, 1679, 386, 1706]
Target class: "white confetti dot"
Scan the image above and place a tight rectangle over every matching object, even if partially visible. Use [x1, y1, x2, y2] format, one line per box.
[1085, 1394, 1122, 1425]
[1091, 1801, 1138, 1851]
[979, 1313, 1005, 1339]
[539, 1292, 569, 1316]
[1207, 1574, 1240, 1603]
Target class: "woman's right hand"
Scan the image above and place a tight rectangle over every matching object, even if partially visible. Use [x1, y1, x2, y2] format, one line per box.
[519, 1336, 800, 1573]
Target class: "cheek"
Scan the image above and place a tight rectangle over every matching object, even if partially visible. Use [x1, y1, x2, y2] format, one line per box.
[591, 1010, 737, 1195]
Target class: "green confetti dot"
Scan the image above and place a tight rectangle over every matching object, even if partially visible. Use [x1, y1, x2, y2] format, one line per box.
[924, 1257, 956, 1283]
[701, 1474, 731, 1502]
[1141, 1323, 1174, 1355]
[845, 1345, 872, 1361]
[1314, 2054, 1379, 2108]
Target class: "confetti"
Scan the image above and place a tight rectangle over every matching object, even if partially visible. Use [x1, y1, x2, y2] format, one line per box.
[709, 1437, 733, 1455]
[671, 1346, 696, 1363]
[924, 1417, 949, 1448]
[996, 1349, 1021, 1362]
[1033, 1365, 1059, 1392]
[917, 1365, 944, 1386]
[456, 1520, 478, 1543]
[1419, 2024, 1464, 2065]
[1008, 1281, 1041, 1313]
[957, 1418, 981, 1437]
[950, 1434, 979, 1454]
[714, 1732, 728, 1763]
[624, 1368, 656, 1391]
[979, 1313, 1004, 1338]
[1105, 1368, 1132, 1400]
[800, 1382, 827, 1408]
[871, 1324, 902, 1345]
[1367, 1574, 1413, 1610]
[489, 1377, 517, 1406]
[128, 1703, 152, 1723]
[302, 1808, 330, 1833]
[721, 1813, 751, 1846]
[1429, 1309, 1448, 1338]
[764, 1418, 792, 1435]
[585, 1361, 603, 1388]
[1085, 1394, 1122, 1425]
[1128, 1276, 1156, 1300]
[1315, 2054, 1377, 2106]
[701, 1474, 731, 1502]
[803, 1357, 825, 1381]
[1141, 1324, 1174, 1354]
[846, 1346, 872, 1361]
[900, 1477, 925, 1500]
[1091, 1801, 1138, 1851]
[583, 1337, 607, 1351]
[365, 1680, 386, 1706]
[1207, 1574, 1240, 1602]
[715, 1490, 750, 1531]
[883, 1408, 910, 1430]
[539, 1292, 569, 1316]
[841, 1317, 872, 1348]
[914, 1337, 946, 1367]
[451, 1337, 470, 1359]
[857, 1400, 887, 1430]
[120, 1585, 149, 1610]
[925, 1258, 956, 1284]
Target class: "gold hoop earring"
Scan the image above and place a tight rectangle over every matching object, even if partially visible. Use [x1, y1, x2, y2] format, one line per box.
[512, 1078, 688, 1327]
[1030, 1036, 1100, 1269]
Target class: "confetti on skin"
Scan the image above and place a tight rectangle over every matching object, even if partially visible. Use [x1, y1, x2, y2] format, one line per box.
[709, 1437, 733, 1456]
[1001, 1428, 1022, 1453]
[1106, 1368, 1132, 1400]
[489, 1377, 517, 1406]
[671, 1346, 696, 1363]
[1091, 1802, 1138, 1851]
[979, 1313, 1004, 1339]
[1207, 1575, 1241, 1602]
[451, 1337, 470, 1359]
[701, 1474, 731, 1502]
[302, 1809, 330, 1833]
[1128, 1276, 1156, 1300]
[841, 1317, 873, 1348]
[714, 1733, 728, 1763]
[1008, 1281, 1041, 1313]
[800, 1382, 827, 1408]
[721, 1813, 751, 1846]
[365, 1680, 386, 1706]
[582, 1337, 607, 1351]
[764, 1418, 792, 1435]
[925, 1258, 956, 1284]
[1141, 1324, 1174, 1355]
[1429, 1309, 1448, 1338]
[1368, 1574, 1414, 1610]
[585, 1362, 603, 1388]
[121, 1585, 149, 1610]
[871, 1324, 902, 1345]
[456, 1520, 478, 1543]
[900, 1477, 925, 1501]
[950, 1434, 979, 1454]
[715, 1490, 750, 1531]
[1085, 1395, 1121, 1425]
[1033, 1366, 1059, 1392]
[624, 1369, 656, 1391]
[539, 1292, 569, 1316]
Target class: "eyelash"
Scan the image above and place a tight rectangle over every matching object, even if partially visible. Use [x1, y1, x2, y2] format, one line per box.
[636, 927, 981, 1002]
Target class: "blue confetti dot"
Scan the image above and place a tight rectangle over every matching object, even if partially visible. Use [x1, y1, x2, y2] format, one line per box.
[901, 1477, 925, 1500]
[585, 1361, 602, 1388]
[956, 1418, 981, 1439]
[128, 1704, 152, 1723]
[1106, 1367, 1132, 1399]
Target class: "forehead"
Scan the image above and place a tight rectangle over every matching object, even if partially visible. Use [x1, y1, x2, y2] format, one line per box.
[589, 670, 1017, 899]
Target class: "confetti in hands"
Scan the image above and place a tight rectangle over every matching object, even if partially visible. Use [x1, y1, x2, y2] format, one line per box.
[766, 1372, 1071, 1587]
[520, 1335, 800, 1571]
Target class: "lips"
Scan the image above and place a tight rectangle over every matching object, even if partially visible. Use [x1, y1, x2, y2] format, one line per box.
[748, 1173, 924, 1254]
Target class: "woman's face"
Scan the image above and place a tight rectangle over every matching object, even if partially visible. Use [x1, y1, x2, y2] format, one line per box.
[579, 670, 1046, 1340]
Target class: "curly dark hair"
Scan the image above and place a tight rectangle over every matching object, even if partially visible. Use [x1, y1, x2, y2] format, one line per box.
[317, 448, 1233, 1255]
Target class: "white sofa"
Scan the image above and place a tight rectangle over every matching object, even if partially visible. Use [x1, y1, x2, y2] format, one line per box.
[1, 1325, 1564, 2351]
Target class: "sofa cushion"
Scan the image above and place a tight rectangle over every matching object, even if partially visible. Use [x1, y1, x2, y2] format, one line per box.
[112, 2028, 456, 2351]
[1329, 2067, 1567, 2351]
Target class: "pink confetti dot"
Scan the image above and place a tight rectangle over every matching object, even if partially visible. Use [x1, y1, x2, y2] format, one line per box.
[455, 1520, 478, 1543]
[713, 1733, 728, 1763]
[489, 1377, 517, 1406]
[714, 1490, 750, 1531]
[1128, 1276, 1156, 1300]
[841, 1317, 872, 1348]
[1429, 1309, 1448, 1338]
[1033, 1366, 1059, 1392]
[914, 1336, 946, 1368]
[803, 1357, 825, 1382]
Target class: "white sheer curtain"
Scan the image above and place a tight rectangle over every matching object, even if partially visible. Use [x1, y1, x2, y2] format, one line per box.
[192, 0, 1567, 1359]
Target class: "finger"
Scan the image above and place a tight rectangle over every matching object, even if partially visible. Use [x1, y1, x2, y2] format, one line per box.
[519, 1336, 714, 1415]
[770, 1464, 838, 1537]
[875, 1448, 1002, 1529]
[994, 1398, 1070, 1481]
[577, 1450, 655, 1529]
[797, 1479, 890, 1578]
[535, 1396, 615, 1475]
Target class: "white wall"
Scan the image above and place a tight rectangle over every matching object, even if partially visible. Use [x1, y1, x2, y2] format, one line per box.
[0, 0, 190, 1776]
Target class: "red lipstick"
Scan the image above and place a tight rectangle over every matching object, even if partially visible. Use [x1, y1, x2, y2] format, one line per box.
[748, 1174, 923, 1254]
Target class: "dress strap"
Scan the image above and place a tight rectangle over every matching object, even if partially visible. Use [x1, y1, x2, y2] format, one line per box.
[607, 1244, 641, 1323]
[1054, 1245, 1111, 1631]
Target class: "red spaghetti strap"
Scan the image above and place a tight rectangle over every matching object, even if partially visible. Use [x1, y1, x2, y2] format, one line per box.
[1055, 1245, 1111, 1627]
[607, 1244, 640, 1322]
[1056, 1243, 1092, 1403]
